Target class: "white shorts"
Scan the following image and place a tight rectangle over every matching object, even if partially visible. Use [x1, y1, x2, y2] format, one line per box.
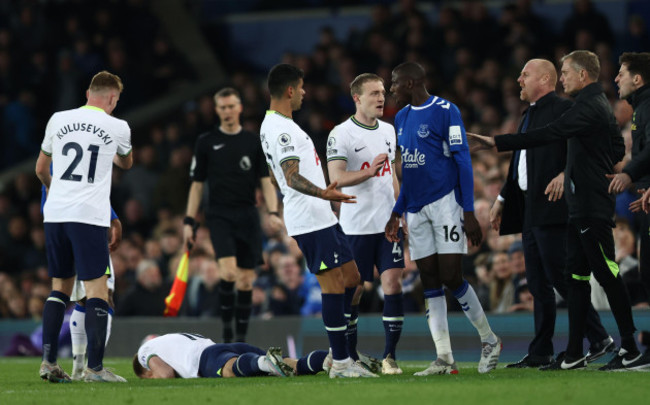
[406, 190, 467, 260]
[70, 256, 115, 302]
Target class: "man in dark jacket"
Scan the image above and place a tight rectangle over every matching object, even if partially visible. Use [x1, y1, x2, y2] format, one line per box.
[609, 52, 650, 298]
[609, 52, 650, 368]
[490, 59, 612, 369]
[470, 50, 646, 371]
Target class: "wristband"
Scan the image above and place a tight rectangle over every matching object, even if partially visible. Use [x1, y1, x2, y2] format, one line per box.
[183, 216, 196, 226]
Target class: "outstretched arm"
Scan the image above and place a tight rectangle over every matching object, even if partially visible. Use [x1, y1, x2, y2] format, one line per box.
[281, 159, 355, 203]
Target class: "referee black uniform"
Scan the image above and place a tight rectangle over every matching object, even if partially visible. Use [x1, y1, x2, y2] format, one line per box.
[191, 125, 268, 341]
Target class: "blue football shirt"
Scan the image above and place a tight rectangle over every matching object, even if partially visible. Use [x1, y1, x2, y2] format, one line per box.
[393, 95, 474, 214]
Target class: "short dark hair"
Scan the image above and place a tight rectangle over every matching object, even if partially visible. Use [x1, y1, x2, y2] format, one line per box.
[267, 64, 304, 99]
[214, 87, 241, 104]
[88, 70, 123, 93]
[392, 62, 426, 81]
[350, 73, 384, 97]
[619, 52, 650, 84]
[561, 50, 600, 81]
[133, 354, 146, 378]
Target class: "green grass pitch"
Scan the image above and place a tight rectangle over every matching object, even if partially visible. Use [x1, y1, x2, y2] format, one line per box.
[0, 358, 645, 405]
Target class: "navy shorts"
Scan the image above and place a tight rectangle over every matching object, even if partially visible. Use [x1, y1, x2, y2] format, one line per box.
[198, 343, 265, 378]
[44, 222, 109, 281]
[207, 206, 262, 269]
[293, 224, 354, 274]
[347, 231, 404, 282]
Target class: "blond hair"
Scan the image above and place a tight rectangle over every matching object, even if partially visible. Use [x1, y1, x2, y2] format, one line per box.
[88, 70, 123, 93]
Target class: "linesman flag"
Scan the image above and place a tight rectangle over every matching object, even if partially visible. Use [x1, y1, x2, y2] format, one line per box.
[163, 250, 189, 317]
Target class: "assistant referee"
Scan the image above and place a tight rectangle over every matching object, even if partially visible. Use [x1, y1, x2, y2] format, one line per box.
[183, 87, 284, 343]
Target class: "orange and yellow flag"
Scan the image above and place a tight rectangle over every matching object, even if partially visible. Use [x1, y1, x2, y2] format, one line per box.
[163, 251, 189, 317]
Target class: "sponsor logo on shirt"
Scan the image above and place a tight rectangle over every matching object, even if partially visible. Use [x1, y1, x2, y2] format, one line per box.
[401, 147, 426, 168]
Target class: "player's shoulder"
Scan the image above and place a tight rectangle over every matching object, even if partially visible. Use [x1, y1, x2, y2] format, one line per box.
[329, 118, 354, 137]
[418, 95, 458, 114]
[377, 119, 395, 132]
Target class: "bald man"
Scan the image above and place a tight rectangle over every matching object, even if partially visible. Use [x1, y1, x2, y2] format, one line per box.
[490, 59, 613, 369]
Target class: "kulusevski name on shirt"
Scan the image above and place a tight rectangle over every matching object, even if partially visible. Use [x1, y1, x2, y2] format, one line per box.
[55, 122, 113, 145]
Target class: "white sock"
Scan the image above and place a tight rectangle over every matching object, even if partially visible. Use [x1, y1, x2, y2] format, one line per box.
[106, 311, 113, 346]
[257, 355, 271, 373]
[425, 293, 454, 364]
[453, 281, 497, 344]
[70, 305, 86, 370]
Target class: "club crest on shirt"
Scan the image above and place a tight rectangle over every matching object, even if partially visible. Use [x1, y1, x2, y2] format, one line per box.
[417, 124, 429, 138]
[240, 156, 251, 171]
[398, 127, 403, 137]
[278, 133, 291, 145]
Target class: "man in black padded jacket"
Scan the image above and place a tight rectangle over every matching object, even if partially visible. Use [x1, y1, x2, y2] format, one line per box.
[470, 50, 647, 371]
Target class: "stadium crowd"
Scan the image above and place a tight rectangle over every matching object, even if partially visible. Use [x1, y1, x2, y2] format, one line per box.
[1, 0, 649, 324]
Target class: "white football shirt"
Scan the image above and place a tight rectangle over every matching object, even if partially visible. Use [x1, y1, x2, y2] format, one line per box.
[260, 110, 337, 236]
[137, 333, 215, 379]
[41, 106, 131, 227]
[327, 117, 397, 234]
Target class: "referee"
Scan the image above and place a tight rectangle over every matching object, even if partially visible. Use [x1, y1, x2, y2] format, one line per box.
[183, 87, 284, 343]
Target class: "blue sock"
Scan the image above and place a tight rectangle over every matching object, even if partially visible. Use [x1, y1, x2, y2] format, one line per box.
[85, 298, 109, 371]
[347, 305, 359, 361]
[321, 293, 348, 361]
[382, 293, 404, 359]
[232, 353, 262, 377]
[296, 350, 329, 375]
[42, 291, 70, 363]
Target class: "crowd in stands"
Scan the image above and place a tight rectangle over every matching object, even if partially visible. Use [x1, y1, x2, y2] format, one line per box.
[1, 0, 649, 321]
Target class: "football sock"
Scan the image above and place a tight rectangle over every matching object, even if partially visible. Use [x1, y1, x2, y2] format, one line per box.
[235, 290, 252, 342]
[452, 280, 497, 344]
[106, 307, 113, 345]
[424, 288, 454, 364]
[42, 291, 70, 364]
[321, 293, 348, 361]
[233, 353, 263, 377]
[621, 335, 640, 356]
[344, 287, 358, 360]
[382, 293, 404, 359]
[85, 298, 109, 371]
[347, 305, 359, 361]
[70, 304, 87, 371]
[296, 350, 329, 375]
[219, 281, 235, 343]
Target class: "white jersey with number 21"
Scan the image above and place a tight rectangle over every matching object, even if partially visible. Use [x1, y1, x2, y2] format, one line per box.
[41, 106, 131, 227]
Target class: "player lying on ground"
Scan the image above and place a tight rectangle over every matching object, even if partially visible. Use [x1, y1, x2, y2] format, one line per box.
[132, 333, 329, 379]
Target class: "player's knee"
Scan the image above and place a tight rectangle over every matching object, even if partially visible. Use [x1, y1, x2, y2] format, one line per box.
[236, 270, 257, 290]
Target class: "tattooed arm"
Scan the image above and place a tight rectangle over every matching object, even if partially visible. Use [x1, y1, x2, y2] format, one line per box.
[281, 158, 356, 203]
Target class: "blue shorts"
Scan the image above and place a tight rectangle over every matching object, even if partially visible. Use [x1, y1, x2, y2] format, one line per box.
[293, 224, 354, 274]
[44, 222, 109, 281]
[198, 343, 265, 378]
[347, 231, 404, 282]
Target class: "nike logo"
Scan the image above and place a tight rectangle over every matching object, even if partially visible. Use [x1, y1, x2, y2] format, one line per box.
[622, 353, 642, 367]
[393, 258, 402, 262]
[560, 357, 586, 369]
[213, 144, 225, 150]
[580, 228, 590, 234]
[354, 146, 366, 152]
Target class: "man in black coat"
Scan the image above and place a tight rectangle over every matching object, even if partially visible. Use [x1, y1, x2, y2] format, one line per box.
[470, 50, 646, 371]
[609, 52, 650, 368]
[490, 59, 612, 368]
